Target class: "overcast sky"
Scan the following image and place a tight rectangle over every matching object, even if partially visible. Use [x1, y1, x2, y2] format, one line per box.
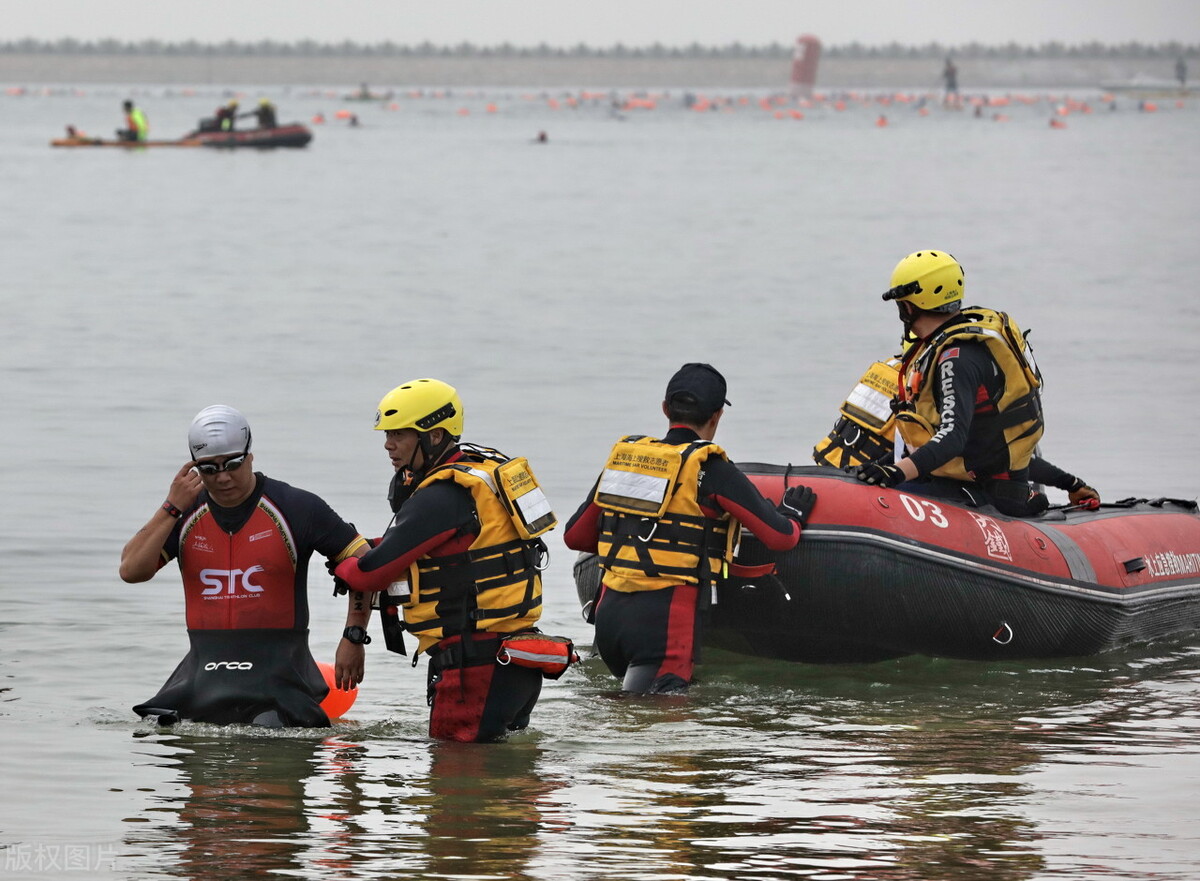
[8, 0, 1199, 47]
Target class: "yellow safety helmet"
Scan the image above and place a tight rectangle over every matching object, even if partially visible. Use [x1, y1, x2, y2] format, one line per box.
[882, 250, 964, 313]
[374, 379, 464, 437]
[259, 97, 271, 106]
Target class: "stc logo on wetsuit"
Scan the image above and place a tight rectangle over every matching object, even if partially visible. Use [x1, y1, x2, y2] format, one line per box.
[199, 566, 266, 597]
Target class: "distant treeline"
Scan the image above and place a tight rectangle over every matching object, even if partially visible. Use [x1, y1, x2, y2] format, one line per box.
[2, 38, 1197, 60]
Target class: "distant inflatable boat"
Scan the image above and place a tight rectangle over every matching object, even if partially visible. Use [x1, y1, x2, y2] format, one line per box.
[573, 464, 1200, 664]
[51, 123, 313, 149]
[186, 123, 313, 148]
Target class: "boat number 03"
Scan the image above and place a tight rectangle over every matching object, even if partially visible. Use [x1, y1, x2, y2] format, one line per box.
[898, 494, 950, 528]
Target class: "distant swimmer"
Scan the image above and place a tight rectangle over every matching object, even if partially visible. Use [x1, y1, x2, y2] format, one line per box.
[116, 99, 148, 142]
[534, 130, 548, 143]
[120, 405, 370, 728]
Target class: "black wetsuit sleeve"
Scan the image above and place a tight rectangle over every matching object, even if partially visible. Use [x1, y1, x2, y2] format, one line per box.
[301, 494, 363, 561]
[698, 457, 801, 551]
[357, 481, 477, 575]
[908, 342, 992, 477]
[1028, 457, 1078, 491]
[259, 477, 362, 561]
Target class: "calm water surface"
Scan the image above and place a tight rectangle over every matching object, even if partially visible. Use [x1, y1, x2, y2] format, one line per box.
[1, 86, 1199, 880]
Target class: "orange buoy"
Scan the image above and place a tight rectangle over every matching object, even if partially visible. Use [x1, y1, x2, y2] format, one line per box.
[876, 114, 888, 127]
[1049, 118, 1067, 129]
[318, 662, 357, 720]
[334, 109, 352, 120]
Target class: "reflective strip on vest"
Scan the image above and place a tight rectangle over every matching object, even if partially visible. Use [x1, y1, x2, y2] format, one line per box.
[514, 485, 553, 526]
[460, 466, 498, 494]
[598, 469, 670, 507]
[845, 381, 894, 428]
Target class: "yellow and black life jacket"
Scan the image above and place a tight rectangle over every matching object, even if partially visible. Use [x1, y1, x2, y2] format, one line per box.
[813, 358, 901, 469]
[593, 435, 739, 594]
[895, 307, 1044, 480]
[401, 445, 555, 654]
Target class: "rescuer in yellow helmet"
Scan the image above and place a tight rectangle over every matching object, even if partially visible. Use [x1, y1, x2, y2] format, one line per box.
[852, 250, 1060, 517]
[331, 379, 568, 742]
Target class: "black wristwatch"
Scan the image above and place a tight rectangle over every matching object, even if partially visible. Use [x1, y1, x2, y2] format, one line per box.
[342, 625, 372, 645]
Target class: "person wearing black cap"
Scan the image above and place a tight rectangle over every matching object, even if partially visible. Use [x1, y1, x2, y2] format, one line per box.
[564, 363, 817, 694]
[119, 405, 370, 727]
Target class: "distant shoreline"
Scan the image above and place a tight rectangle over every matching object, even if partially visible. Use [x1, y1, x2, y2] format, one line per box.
[0, 53, 1188, 89]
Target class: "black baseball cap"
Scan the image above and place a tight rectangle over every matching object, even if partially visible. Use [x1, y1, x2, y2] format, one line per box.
[664, 363, 730, 415]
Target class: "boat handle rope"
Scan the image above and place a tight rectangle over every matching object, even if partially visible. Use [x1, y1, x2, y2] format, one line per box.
[992, 621, 1014, 645]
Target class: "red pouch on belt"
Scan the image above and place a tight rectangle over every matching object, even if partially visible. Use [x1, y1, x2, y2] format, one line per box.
[496, 633, 580, 680]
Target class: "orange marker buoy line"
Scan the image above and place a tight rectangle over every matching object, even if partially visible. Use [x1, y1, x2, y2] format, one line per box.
[317, 661, 357, 720]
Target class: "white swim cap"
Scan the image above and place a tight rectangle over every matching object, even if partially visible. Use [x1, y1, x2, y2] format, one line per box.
[188, 405, 252, 459]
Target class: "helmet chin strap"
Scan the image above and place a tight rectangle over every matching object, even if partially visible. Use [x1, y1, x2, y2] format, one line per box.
[416, 431, 454, 476]
[387, 432, 455, 514]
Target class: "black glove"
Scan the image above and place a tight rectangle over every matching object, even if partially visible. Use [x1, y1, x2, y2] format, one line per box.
[779, 485, 818, 526]
[1067, 477, 1100, 506]
[852, 461, 905, 488]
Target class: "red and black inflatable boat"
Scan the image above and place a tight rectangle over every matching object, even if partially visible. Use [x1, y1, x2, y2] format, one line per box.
[185, 123, 313, 148]
[52, 124, 313, 150]
[573, 464, 1200, 663]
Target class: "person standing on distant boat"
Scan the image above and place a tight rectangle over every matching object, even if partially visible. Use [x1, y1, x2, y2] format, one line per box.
[564, 363, 815, 695]
[116, 99, 148, 142]
[331, 379, 566, 743]
[120, 405, 370, 727]
[852, 251, 1051, 517]
[942, 57, 959, 104]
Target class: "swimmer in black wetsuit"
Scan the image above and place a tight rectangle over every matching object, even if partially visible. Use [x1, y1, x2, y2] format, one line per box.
[120, 405, 368, 727]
